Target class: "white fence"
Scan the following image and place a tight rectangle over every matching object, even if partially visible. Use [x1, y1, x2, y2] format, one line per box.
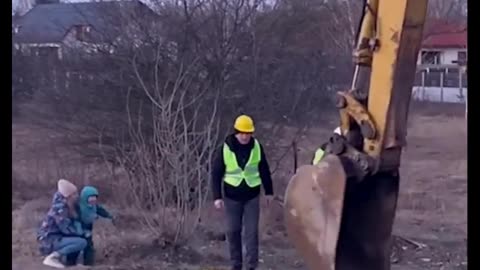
[413, 64, 467, 104]
[412, 86, 467, 104]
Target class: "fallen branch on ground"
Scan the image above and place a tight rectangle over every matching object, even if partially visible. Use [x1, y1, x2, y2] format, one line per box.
[394, 235, 427, 249]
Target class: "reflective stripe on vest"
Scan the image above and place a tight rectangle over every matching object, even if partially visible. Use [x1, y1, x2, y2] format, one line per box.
[223, 139, 261, 188]
[312, 148, 325, 165]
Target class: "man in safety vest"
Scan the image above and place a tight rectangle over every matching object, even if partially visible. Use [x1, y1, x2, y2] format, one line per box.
[312, 127, 342, 165]
[211, 114, 274, 270]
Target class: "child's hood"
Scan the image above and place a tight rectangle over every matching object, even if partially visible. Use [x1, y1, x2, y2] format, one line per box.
[80, 186, 99, 204]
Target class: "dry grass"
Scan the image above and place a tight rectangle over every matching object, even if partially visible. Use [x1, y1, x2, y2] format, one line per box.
[396, 113, 467, 239]
[12, 103, 467, 269]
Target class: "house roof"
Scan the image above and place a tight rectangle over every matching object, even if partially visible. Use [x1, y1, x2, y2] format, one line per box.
[423, 31, 467, 49]
[13, 0, 156, 44]
[422, 19, 467, 49]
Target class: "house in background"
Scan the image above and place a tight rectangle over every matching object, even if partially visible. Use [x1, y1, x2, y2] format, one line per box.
[12, 0, 159, 59]
[12, 0, 161, 93]
[418, 20, 467, 66]
[413, 20, 467, 104]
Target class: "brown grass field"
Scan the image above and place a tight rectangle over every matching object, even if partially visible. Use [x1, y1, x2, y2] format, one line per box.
[12, 102, 467, 270]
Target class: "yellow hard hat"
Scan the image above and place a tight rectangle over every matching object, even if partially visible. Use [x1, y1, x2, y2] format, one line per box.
[234, 115, 255, 133]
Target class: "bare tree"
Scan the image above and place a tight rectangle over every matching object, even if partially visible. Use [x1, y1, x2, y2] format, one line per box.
[427, 0, 467, 22]
[14, 0, 364, 244]
[107, 53, 221, 243]
[12, 0, 34, 15]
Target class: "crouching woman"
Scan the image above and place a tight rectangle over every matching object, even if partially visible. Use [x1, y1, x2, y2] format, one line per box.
[37, 179, 88, 269]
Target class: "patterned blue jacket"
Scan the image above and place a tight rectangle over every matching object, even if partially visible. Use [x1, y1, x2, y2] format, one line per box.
[36, 192, 83, 255]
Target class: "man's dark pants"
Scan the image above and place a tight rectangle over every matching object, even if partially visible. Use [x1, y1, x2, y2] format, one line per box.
[224, 196, 260, 270]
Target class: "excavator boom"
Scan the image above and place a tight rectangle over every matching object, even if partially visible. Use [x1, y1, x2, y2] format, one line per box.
[284, 0, 429, 269]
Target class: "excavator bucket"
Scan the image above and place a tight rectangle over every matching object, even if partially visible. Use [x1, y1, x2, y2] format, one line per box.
[284, 155, 346, 270]
[284, 154, 401, 270]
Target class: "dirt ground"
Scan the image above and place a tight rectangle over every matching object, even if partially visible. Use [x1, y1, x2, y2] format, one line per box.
[12, 103, 467, 270]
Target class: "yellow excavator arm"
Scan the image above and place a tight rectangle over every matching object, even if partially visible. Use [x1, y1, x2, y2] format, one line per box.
[284, 0, 429, 269]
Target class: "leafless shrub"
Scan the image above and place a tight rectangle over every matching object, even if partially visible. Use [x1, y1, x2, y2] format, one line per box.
[93, 47, 221, 243]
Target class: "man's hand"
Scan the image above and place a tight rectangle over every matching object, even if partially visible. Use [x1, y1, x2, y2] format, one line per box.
[265, 195, 274, 206]
[214, 199, 224, 210]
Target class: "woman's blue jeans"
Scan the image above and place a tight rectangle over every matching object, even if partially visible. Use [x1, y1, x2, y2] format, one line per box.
[52, 237, 87, 256]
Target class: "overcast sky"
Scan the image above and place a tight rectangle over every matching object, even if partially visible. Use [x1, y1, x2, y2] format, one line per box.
[13, 0, 86, 14]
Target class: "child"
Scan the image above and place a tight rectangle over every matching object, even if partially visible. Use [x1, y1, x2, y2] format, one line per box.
[66, 186, 114, 266]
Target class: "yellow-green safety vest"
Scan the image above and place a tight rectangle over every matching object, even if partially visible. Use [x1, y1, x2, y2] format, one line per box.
[312, 148, 325, 165]
[223, 139, 262, 188]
